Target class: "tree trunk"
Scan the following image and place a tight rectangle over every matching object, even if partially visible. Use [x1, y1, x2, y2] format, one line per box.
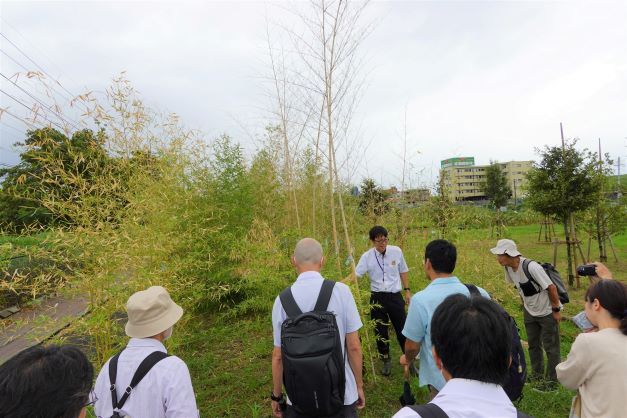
[563, 215, 574, 286]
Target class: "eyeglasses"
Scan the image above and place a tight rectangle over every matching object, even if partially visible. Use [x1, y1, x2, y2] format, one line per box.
[374, 237, 388, 244]
[84, 390, 98, 408]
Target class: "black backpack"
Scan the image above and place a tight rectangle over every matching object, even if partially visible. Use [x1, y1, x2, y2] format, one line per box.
[466, 284, 527, 402]
[521, 259, 569, 304]
[279, 280, 345, 417]
[108, 350, 170, 418]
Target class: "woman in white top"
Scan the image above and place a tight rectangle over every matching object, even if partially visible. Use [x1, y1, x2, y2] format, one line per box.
[556, 270, 627, 418]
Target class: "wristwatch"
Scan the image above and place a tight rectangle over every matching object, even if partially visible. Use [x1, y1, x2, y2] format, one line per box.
[404, 287, 410, 291]
[552, 306, 562, 312]
[270, 392, 283, 402]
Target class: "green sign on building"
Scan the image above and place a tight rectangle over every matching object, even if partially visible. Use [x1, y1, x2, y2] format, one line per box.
[441, 157, 475, 169]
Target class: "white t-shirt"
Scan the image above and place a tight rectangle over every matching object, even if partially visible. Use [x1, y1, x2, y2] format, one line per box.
[271, 271, 363, 405]
[392, 378, 517, 418]
[355, 245, 409, 292]
[504, 257, 553, 317]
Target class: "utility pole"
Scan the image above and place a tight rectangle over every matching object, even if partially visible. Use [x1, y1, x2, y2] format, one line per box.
[561, 122, 575, 286]
[596, 138, 606, 261]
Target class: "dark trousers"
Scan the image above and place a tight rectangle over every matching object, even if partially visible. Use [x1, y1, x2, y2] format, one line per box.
[370, 291, 407, 358]
[285, 403, 358, 418]
[523, 308, 560, 382]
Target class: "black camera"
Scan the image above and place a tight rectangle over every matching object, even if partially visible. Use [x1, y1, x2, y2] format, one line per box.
[577, 264, 597, 276]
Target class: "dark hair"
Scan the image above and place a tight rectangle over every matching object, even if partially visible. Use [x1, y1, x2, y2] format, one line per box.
[585, 279, 627, 335]
[431, 294, 511, 385]
[0, 345, 94, 418]
[369, 225, 388, 241]
[424, 239, 457, 274]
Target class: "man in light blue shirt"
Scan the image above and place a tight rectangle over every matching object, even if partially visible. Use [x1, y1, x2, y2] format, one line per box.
[400, 239, 489, 399]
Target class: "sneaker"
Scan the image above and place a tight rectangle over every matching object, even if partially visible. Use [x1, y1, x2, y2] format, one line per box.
[531, 380, 558, 393]
[382, 358, 392, 376]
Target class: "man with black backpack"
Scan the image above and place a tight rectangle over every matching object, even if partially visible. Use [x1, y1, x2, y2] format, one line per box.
[491, 239, 562, 389]
[271, 238, 365, 418]
[94, 286, 199, 418]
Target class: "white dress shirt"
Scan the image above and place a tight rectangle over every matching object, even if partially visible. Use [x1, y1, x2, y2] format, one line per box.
[94, 338, 199, 418]
[392, 379, 518, 418]
[355, 245, 409, 292]
[271, 271, 363, 405]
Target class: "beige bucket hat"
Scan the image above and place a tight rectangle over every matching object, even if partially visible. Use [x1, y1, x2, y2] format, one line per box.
[490, 239, 521, 257]
[125, 286, 183, 338]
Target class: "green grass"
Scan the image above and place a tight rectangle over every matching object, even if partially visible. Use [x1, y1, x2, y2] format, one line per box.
[164, 224, 625, 418]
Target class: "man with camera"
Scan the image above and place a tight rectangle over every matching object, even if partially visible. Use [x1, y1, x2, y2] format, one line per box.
[490, 239, 561, 389]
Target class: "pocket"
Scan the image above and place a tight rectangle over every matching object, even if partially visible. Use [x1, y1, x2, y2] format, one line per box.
[518, 279, 540, 297]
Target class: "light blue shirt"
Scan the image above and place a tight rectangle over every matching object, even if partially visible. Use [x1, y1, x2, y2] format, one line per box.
[402, 276, 490, 391]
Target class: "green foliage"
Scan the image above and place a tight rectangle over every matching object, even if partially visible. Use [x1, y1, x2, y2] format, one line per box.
[483, 162, 512, 209]
[526, 141, 601, 221]
[358, 178, 389, 219]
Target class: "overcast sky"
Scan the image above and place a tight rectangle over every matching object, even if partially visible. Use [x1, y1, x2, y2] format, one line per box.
[1, 0, 625, 188]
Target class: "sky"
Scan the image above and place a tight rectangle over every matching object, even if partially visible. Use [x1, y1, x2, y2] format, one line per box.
[1, 0, 626, 188]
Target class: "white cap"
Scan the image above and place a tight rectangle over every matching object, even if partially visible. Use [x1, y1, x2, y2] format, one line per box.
[490, 239, 521, 257]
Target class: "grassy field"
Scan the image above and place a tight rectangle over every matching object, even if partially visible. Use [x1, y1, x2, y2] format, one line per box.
[163, 224, 624, 418]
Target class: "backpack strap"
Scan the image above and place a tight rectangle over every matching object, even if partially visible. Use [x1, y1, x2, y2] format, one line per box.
[313, 280, 336, 311]
[108, 352, 122, 414]
[517, 410, 533, 418]
[521, 259, 541, 291]
[279, 287, 302, 318]
[464, 283, 480, 297]
[408, 403, 449, 418]
[109, 351, 170, 412]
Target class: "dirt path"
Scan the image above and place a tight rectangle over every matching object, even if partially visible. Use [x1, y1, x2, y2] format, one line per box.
[0, 296, 89, 363]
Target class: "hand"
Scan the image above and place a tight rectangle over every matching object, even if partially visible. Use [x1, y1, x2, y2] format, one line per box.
[356, 386, 366, 409]
[399, 354, 408, 366]
[404, 290, 411, 305]
[552, 311, 562, 322]
[592, 262, 613, 280]
[271, 400, 283, 417]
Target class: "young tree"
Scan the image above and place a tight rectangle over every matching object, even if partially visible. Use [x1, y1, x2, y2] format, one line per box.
[358, 178, 389, 221]
[483, 162, 512, 237]
[526, 140, 601, 284]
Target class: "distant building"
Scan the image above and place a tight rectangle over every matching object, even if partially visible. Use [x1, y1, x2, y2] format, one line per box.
[384, 186, 431, 207]
[440, 157, 533, 202]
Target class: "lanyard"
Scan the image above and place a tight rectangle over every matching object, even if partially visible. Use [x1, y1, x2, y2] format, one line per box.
[374, 250, 385, 281]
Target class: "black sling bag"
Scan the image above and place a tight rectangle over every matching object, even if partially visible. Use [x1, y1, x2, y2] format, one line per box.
[108, 350, 170, 418]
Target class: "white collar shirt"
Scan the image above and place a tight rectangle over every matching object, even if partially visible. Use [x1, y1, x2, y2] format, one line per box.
[271, 271, 363, 405]
[94, 338, 199, 418]
[354, 245, 409, 292]
[392, 378, 518, 418]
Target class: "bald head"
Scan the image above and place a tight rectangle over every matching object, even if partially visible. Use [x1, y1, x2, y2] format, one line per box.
[293, 238, 324, 269]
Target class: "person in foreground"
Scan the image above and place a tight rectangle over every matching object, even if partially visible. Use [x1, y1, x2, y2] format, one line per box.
[393, 294, 532, 418]
[556, 269, 627, 418]
[271, 238, 365, 417]
[0, 344, 94, 418]
[94, 285, 199, 418]
[400, 239, 490, 399]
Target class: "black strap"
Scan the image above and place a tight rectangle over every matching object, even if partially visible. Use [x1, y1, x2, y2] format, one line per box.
[280, 280, 336, 318]
[279, 287, 302, 318]
[465, 283, 480, 296]
[408, 403, 449, 418]
[521, 259, 541, 291]
[108, 351, 170, 412]
[408, 402, 532, 418]
[313, 280, 335, 311]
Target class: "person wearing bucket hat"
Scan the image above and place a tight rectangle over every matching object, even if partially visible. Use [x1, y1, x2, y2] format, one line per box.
[94, 286, 199, 418]
[490, 239, 562, 389]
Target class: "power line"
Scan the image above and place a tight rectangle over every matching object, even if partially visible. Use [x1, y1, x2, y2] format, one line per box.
[0, 106, 41, 129]
[0, 72, 81, 130]
[0, 121, 25, 136]
[0, 88, 66, 131]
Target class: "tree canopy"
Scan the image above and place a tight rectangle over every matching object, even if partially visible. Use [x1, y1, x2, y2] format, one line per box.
[483, 162, 512, 210]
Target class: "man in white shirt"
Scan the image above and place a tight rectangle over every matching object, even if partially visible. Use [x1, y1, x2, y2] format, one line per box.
[354, 226, 411, 376]
[271, 238, 365, 418]
[490, 239, 561, 387]
[94, 286, 199, 418]
[393, 294, 530, 418]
